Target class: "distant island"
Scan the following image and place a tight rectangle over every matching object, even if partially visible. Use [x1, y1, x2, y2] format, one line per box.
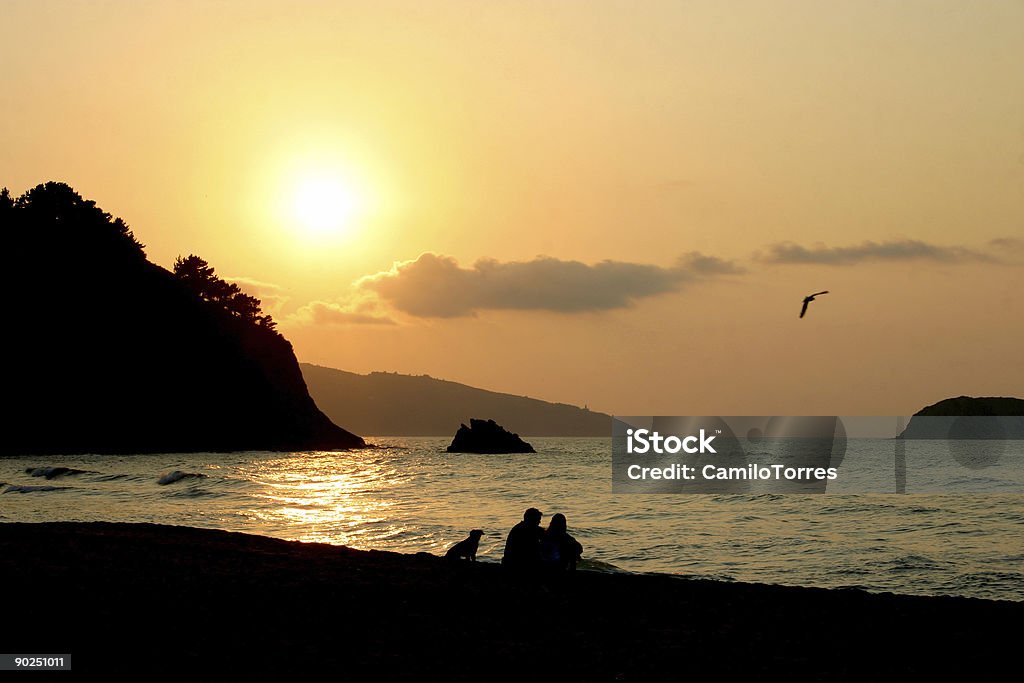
[300, 364, 612, 436]
[1, 182, 364, 454]
[899, 396, 1024, 439]
[446, 418, 536, 453]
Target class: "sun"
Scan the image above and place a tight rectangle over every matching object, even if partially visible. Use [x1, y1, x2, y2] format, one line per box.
[291, 174, 359, 237]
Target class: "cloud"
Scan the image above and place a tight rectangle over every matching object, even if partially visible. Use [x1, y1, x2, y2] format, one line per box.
[356, 252, 743, 318]
[290, 300, 395, 326]
[989, 237, 1024, 251]
[226, 276, 280, 291]
[226, 276, 289, 314]
[756, 239, 998, 265]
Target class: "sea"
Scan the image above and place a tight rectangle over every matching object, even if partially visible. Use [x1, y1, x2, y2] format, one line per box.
[2, 437, 1022, 602]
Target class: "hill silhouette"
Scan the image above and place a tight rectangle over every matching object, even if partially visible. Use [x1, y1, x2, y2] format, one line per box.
[300, 364, 611, 436]
[1, 182, 363, 454]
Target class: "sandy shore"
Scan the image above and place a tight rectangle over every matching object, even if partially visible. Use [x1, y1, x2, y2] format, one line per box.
[1, 522, 1019, 679]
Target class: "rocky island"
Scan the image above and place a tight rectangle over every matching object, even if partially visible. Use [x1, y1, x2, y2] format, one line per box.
[898, 396, 1024, 439]
[446, 418, 535, 453]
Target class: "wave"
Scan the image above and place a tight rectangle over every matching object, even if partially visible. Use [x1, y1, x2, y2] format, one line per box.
[25, 466, 93, 480]
[577, 558, 627, 574]
[941, 571, 1024, 600]
[93, 473, 131, 482]
[157, 471, 208, 486]
[869, 554, 949, 572]
[4, 484, 71, 493]
[166, 488, 217, 498]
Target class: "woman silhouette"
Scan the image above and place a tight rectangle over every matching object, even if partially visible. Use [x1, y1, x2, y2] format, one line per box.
[539, 513, 583, 572]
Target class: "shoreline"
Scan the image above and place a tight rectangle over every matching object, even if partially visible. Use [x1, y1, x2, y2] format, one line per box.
[2, 521, 1020, 678]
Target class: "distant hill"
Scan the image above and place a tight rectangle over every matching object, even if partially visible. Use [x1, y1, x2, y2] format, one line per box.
[898, 396, 1024, 439]
[300, 364, 612, 436]
[2, 182, 363, 454]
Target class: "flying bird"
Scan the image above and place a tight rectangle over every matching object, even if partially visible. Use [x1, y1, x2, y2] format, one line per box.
[799, 291, 829, 319]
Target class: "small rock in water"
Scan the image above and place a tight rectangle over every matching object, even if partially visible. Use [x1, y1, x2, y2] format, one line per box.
[446, 418, 535, 454]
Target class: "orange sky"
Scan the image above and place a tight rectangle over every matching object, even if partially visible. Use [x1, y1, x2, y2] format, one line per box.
[2, 1, 1021, 414]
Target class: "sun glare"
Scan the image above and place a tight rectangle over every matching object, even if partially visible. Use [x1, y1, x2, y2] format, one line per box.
[292, 175, 359, 237]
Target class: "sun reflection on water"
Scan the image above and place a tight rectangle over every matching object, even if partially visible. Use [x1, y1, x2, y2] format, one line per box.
[241, 452, 413, 546]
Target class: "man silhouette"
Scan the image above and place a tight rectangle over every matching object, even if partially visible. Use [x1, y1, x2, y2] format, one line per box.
[502, 507, 544, 571]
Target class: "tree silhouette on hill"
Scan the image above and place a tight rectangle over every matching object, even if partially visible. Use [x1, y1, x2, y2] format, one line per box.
[173, 255, 277, 330]
[1, 180, 363, 454]
[3, 182, 276, 332]
[4, 181, 145, 262]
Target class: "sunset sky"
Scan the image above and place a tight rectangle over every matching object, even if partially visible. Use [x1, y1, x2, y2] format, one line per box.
[3, 0, 1021, 415]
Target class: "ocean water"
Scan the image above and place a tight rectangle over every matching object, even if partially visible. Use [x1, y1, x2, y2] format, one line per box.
[2, 437, 1022, 602]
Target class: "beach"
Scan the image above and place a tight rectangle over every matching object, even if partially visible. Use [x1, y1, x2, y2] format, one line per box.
[2, 522, 1019, 679]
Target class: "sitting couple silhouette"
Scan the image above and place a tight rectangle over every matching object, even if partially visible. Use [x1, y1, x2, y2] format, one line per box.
[502, 507, 583, 574]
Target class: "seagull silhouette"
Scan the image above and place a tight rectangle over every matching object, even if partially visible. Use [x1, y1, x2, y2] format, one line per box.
[799, 291, 829, 319]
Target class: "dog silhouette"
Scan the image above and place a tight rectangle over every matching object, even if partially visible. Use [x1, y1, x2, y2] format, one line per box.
[445, 529, 484, 561]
